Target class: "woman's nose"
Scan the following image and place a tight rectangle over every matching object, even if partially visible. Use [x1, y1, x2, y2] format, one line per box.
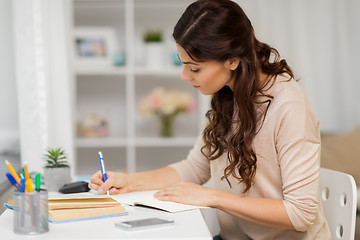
[181, 67, 191, 81]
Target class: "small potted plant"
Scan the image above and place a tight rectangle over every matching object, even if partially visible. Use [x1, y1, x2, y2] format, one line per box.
[143, 30, 162, 43]
[143, 29, 164, 69]
[43, 147, 71, 192]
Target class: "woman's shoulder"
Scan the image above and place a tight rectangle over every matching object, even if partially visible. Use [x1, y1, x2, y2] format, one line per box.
[268, 74, 307, 104]
[261, 75, 319, 139]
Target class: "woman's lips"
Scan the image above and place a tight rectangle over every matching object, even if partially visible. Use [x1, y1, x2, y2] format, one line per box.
[192, 85, 200, 88]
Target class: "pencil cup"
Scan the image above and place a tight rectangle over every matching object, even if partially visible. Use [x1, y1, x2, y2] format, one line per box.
[13, 190, 49, 235]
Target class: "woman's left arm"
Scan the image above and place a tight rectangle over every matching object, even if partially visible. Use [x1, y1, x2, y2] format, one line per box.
[154, 181, 295, 230]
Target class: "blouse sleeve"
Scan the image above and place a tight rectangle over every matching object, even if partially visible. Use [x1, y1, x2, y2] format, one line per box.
[275, 99, 321, 232]
[169, 134, 211, 185]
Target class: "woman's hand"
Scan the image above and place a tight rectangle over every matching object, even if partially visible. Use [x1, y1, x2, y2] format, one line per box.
[89, 167, 182, 195]
[88, 170, 130, 195]
[154, 181, 215, 207]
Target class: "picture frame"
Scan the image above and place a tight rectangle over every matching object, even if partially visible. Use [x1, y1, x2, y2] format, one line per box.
[73, 27, 117, 66]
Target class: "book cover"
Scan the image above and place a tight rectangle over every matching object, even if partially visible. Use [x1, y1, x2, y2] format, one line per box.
[48, 193, 127, 223]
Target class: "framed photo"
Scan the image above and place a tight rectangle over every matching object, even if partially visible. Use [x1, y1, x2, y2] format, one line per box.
[73, 27, 117, 66]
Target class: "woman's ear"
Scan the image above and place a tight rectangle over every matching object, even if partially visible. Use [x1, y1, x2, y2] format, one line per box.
[225, 58, 240, 70]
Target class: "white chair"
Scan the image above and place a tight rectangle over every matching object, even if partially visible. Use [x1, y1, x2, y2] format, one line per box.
[320, 168, 357, 240]
[202, 169, 358, 238]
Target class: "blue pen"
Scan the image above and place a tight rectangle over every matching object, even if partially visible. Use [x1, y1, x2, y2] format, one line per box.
[98, 151, 109, 195]
[20, 178, 26, 193]
[6, 172, 20, 190]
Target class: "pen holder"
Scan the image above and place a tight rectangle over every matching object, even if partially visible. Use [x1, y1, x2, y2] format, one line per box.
[13, 190, 49, 235]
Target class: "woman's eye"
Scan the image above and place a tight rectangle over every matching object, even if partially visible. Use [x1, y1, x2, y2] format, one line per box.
[190, 68, 199, 73]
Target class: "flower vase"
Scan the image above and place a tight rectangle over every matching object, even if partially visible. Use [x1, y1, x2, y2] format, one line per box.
[159, 114, 176, 137]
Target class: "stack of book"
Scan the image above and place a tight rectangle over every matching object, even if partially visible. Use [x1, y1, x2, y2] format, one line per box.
[48, 193, 127, 223]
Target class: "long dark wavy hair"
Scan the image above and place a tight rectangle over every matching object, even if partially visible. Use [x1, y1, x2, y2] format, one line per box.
[173, 0, 294, 193]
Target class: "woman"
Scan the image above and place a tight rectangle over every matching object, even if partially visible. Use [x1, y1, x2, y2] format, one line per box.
[89, 0, 331, 239]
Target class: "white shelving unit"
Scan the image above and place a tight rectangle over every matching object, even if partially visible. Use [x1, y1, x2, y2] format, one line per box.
[68, 0, 209, 175]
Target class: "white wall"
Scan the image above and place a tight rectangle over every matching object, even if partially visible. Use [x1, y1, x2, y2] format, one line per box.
[12, 0, 74, 173]
[0, 0, 19, 150]
[239, 0, 360, 133]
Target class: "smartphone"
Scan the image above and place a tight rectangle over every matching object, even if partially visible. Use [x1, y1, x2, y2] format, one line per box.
[115, 217, 174, 231]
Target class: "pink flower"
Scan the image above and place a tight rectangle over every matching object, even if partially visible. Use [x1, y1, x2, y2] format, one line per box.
[139, 87, 195, 117]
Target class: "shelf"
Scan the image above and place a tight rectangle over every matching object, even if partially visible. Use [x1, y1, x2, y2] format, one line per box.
[134, 66, 182, 76]
[75, 65, 127, 75]
[76, 137, 197, 148]
[70, 0, 203, 173]
[135, 137, 197, 147]
[74, 66, 182, 76]
[134, 0, 193, 9]
[75, 0, 125, 7]
[76, 137, 127, 148]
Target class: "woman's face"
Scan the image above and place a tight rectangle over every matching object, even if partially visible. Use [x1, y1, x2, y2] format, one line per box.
[177, 45, 239, 95]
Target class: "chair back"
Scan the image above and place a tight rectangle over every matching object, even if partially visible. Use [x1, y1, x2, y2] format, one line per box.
[320, 168, 357, 240]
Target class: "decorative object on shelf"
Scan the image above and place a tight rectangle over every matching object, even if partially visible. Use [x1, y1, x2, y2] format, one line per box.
[43, 147, 71, 192]
[139, 87, 195, 137]
[172, 52, 182, 66]
[114, 52, 126, 66]
[77, 113, 109, 138]
[143, 29, 164, 69]
[73, 27, 118, 67]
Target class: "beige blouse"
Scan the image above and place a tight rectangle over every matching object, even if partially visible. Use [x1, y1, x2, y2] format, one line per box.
[170, 76, 332, 239]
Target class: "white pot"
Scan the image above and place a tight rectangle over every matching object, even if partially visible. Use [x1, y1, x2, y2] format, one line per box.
[144, 42, 164, 69]
[44, 167, 71, 192]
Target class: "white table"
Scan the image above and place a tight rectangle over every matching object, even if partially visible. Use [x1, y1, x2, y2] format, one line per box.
[0, 205, 213, 240]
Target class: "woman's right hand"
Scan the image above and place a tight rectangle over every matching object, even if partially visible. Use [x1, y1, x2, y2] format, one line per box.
[88, 170, 130, 195]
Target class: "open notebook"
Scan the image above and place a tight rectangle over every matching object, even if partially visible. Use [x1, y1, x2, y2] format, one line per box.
[110, 190, 208, 213]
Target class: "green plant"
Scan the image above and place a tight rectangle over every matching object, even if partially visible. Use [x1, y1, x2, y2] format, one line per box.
[143, 29, 163, 42]
[43, 147, 69, 168]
